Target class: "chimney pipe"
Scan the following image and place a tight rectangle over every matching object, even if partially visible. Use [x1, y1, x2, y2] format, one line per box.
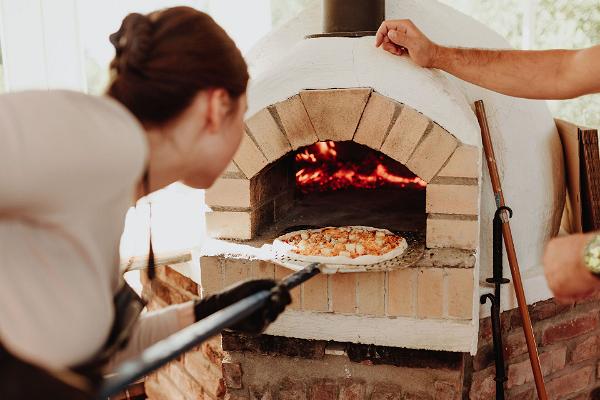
[322, 0, 385, 36]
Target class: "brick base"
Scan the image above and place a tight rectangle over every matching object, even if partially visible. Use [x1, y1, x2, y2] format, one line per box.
[143, 266, 600, 400]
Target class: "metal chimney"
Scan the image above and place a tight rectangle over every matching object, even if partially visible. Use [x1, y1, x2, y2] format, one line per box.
[318, 0, 385, 37]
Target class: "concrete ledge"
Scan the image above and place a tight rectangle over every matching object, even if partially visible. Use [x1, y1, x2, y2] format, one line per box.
[265, 310, 477, 354]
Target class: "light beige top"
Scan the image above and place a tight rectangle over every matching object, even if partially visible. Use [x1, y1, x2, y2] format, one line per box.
[0, 90, 188, 371]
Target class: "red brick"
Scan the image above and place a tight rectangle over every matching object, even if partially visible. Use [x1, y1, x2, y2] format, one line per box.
[542, 313, 599, 345]
[309, 380, 338, 400]
[157, 265, 199, 296]
[566, 394, 589, 400]
[503, 332, 528, 360]
[571, 334, 599, 363]
[507, 359, 532, 389]
[250, 386, 274, 400]
[226, 391, 250, 400]
[511, 300, 572, 328]
[545, 366, 594, 400]
[531, 302, 573, 323]
[469, 366, 496, 400]
[150, 278, 195, 305]
[401, 391, 431, 400]
[507, 347, 566, 388]
[339, 380, 365, 400]
[507, 387, 535, 400]
[223, 361, 243, 389]
[473, 343, 495, 371]
[279, 379, 307, 400]
[540, 346, 567, 376]
[371, 385, 405, 400]
[434, 381, 458, 400]
[574, 291, 600, 306]
[479, 317, 493, 343]
[203, 340, 225, 368]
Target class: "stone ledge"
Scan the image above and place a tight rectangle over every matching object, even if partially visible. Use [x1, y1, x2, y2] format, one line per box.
[121, 250, 191, 271]
[263, 310, 477, 353]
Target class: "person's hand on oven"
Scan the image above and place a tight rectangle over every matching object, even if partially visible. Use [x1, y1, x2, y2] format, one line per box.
[375, 19, 439, 68]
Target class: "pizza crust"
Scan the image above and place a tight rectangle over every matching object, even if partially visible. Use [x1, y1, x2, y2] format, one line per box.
[273, 226, 408, 265]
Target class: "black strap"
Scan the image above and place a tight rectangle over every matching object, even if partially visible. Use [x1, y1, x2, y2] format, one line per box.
[142, 169, 156, 281]
[0, 344, 94, 400]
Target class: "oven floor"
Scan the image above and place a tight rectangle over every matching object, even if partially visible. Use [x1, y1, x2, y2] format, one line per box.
[251, 188, 426, 246]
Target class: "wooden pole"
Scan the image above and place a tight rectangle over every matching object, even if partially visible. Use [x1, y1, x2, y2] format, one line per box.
[474, 100, 548, 400]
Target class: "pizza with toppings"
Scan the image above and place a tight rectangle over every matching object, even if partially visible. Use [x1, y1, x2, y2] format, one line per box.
[273, 226, 408, 265]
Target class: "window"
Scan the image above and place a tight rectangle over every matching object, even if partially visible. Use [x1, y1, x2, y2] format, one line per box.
[439, 0, 600, 129]
[77, 0, 210, 95]
[78, 0, 309, 95]
[271, 0, 311, 27]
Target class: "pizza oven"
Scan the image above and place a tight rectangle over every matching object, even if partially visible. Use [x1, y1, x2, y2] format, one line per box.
[201, 84, 482, 351]
[197, 0, 564, 356]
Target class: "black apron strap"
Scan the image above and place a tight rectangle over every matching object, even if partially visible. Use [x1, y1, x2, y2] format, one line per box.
[0, 344, 94, 400]
[72, 282, 146, 380]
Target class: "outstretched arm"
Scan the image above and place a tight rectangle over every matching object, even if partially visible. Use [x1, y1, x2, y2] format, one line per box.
[375, 19, 600, 100]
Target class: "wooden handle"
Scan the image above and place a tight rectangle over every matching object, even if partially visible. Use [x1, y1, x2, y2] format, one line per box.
[475, 100, 548, 400]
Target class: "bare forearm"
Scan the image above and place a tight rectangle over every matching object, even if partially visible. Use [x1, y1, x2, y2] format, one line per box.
[377, 20, 600, 100]
[433, 47, 581, 99]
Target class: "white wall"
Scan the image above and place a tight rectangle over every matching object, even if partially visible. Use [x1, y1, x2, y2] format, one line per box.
[0, 0, 86, 91]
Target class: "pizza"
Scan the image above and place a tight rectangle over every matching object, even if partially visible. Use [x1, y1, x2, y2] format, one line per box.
[273, 226, 408, 265]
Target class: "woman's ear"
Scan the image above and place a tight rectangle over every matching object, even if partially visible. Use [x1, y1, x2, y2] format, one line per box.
[204, 88, 232, 134]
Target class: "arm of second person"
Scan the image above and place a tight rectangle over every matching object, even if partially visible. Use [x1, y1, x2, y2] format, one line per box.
[375, 19, 600, 100]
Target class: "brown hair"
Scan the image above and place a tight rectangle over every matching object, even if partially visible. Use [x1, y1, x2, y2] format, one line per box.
[107, 7, 249, 125]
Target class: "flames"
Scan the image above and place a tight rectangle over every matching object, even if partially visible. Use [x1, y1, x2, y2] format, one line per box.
[295, 141, 427, 193]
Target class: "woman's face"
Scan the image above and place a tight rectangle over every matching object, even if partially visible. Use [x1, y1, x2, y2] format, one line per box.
[181, 93, 247, 189]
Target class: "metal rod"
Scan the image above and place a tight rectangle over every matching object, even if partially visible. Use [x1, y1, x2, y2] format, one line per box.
[97, 263, 321, 399]
[475, 100, 548, 400]
[481, 207, 512, 399]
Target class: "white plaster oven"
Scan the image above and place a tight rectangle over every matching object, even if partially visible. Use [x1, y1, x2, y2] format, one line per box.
[194, 0, 565, 355]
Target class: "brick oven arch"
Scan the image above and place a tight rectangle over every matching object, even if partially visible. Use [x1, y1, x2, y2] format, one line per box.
[207, 88, 480, 251]
[238, 88, 469, 183]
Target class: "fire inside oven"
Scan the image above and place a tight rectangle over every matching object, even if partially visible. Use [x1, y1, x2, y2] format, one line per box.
[295, 141, 425, 193]
[268, 141, 427, 237]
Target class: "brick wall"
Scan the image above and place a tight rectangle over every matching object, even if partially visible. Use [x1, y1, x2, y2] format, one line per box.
[141, 266, 229, 400]
[142, 265, 600, 400]
[470, 296, 600, 400]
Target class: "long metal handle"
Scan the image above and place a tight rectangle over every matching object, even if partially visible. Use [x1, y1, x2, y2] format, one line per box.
[97, 263, 321, 399]
[475, 100, 548, 400]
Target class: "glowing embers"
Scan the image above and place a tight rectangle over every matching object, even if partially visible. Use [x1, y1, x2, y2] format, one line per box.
[295, 141, 427, 194]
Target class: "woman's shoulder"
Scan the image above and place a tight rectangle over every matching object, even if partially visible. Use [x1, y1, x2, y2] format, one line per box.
[2, 89, 141, 132]
[1, 89, 147, 156]
[0, 90, 148, 211]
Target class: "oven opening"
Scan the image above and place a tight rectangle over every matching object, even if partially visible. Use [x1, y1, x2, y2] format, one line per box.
[251, 141, 427, 241]
[292, 140, 426, 233]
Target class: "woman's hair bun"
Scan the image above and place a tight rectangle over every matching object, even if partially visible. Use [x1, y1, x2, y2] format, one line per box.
[109, 13, 153, 74]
